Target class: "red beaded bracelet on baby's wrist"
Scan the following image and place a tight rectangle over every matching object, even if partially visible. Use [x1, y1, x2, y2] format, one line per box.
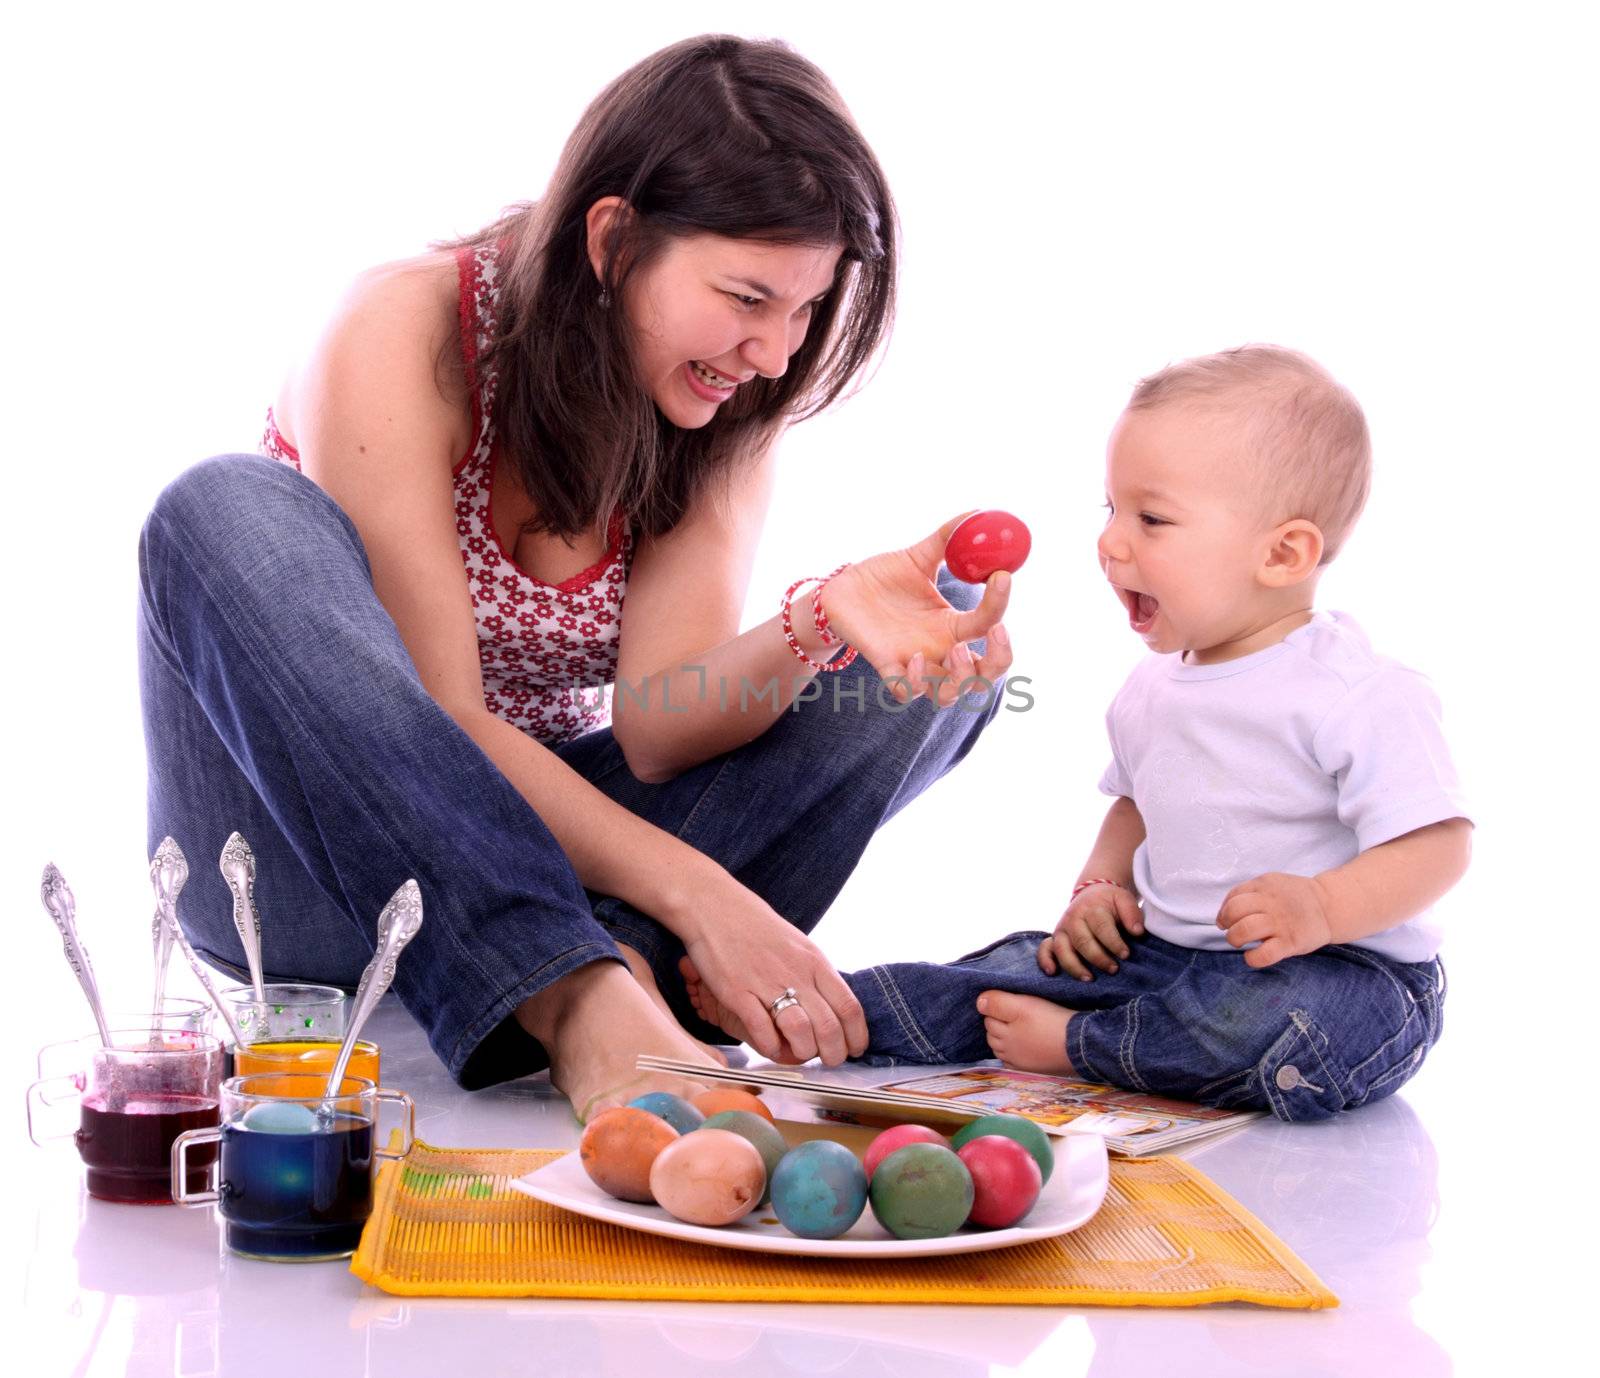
[780, 565, 857, 672]
[1071, 877, 1124, 899]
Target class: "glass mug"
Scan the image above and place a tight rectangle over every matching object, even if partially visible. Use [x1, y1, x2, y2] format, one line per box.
[234, 1038, 381, 1085]
[172, 1072, 414, 1261]
[36, 999, 215, 1081]
[219, 983, 347, 1045]
[27, 1028, 224, 1204]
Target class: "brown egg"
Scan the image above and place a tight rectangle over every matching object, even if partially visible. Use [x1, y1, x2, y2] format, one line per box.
[579, 1106, 680, 1203]
[691, 1087, 776, 1124]
[648, 1128, 767, 1226]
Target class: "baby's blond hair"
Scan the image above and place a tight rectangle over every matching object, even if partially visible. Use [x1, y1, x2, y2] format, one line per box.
[1128, 345, 1371, 563]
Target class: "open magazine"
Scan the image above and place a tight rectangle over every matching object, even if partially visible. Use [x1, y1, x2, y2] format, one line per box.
[636, 1056, 1258, 1157]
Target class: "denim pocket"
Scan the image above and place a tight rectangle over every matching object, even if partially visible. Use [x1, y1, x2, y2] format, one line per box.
[1253, 1012, 1350, 1123]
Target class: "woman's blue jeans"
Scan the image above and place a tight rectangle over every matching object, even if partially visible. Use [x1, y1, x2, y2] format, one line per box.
[138, 456, 1003, 1089]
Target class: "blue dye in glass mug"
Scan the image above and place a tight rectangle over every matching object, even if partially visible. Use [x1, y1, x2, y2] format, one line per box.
[171, 1072, 413, 1261]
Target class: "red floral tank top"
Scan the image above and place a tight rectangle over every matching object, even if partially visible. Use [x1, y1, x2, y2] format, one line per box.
[260, 244, 633, 745]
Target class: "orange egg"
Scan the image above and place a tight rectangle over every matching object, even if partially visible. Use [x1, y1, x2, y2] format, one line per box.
[649, 1129, 766, 1226]
[579, 1106, 679, 1203]
[691, 1087, 775, 1123]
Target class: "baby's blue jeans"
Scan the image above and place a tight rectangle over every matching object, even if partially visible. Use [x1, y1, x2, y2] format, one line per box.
[842, 930, 1446, 1122]
[138, 456, 1002, 1088]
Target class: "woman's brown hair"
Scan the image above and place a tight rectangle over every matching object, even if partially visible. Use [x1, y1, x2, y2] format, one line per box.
[434, 34, 898, 544]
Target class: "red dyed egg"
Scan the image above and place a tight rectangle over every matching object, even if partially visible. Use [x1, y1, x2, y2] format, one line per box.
[863, 1123, 950, 1181]
[944, 510, 1032, 583]
[956, 1134, 1043, 1229]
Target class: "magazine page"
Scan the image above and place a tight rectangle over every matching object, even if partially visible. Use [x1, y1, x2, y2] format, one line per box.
[635, 1056, 1258, 1155]
[877, 1068, 1247, 1134]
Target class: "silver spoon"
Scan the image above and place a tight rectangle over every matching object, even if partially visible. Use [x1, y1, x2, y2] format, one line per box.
[150, 838, 248, 1047]
[149, 842, 181, 1014]
[218, 832, 266, 1002]
[40, 863, 111, 1046]
[323, 880, 424, 1099]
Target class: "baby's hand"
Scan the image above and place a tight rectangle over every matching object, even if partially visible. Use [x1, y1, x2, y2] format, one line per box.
[1216, 872, 1335, 968]
[1038, 883, 1144, 980]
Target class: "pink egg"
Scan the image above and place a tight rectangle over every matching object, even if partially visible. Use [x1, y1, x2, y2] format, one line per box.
[648, 1128, 767, 1226]
[944, 510, 1032, 584]
[863, 1123, 950, 1181]
[956, 1134, 1043, 1229]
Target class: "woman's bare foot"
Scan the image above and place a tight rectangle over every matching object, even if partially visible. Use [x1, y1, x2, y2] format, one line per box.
[515, 959, 722, 1124]
[615, 942, 729, 1067]
[977, 990, 1078, 1075]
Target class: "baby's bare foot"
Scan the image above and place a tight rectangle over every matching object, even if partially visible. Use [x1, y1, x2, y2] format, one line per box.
[978, 990, 1078, 1075]
[679, 955, 745, 1040]
[616, 942, 728, 1067]
[677, 957, 813, 1066]
[516, 960, 721, 1124]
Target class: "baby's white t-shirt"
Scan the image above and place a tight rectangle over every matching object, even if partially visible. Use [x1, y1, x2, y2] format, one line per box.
[1098, 611, 1469, 963]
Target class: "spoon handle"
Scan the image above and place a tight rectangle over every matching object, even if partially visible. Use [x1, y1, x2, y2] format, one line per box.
[149, 837, 242, 1042]
[324, 880, 424, 1096]
[151, 908, 175, 1013]
[218, 832, 266, 1001]
[40, 864, 112, 1046]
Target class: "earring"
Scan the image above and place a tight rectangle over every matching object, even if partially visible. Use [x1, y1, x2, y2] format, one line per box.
[598, 287, 611, 308]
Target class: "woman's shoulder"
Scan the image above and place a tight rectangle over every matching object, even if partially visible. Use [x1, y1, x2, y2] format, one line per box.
[272, 250, 471, 456]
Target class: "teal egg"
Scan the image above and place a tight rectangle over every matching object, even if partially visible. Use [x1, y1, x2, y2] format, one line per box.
[769, 1140, 868, 1239]
[699, 1111, 788, 1206]
[950, 1113, 1053, 1184]
[240, 1101, 320, 1135]
[626, 1092, 705, 1135]
[868, 1143, 974, 1239]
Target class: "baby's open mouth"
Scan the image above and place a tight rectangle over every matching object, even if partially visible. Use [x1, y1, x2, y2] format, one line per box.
[1115, 585, 1160, 634]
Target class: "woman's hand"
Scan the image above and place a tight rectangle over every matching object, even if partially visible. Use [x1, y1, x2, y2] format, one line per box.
[819, 511, 1014, 706]
[674, 871, 868, 1066]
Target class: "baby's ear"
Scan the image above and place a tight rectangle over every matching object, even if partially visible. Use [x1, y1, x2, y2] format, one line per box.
[1260, 519, 1324, 587]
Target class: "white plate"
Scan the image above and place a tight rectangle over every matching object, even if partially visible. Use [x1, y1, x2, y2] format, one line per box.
[507, 1132, 1109, 1259]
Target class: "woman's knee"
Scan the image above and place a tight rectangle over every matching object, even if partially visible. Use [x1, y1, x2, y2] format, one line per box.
[143, 455, 365, 580]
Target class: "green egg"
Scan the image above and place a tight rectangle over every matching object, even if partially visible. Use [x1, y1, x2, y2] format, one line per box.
[868, 1143, 974, 1240]
[950, 1113, 1054, 1184]
[698, 1111, 788, 1205]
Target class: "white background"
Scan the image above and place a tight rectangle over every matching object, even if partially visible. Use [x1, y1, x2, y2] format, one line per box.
[2, 3, 1596, 1362]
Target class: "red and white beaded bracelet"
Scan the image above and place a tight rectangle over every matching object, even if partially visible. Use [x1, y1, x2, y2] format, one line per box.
[1071, 877, 1124, 899]
[780, 566, 857, 671]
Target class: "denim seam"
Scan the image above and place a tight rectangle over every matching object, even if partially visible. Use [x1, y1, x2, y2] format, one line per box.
[1194, 1067, 1253, 1102]
[1329, 947, 1421, 1094]
[1068, 1011, 1098, 1081]
[153, 507, 595, 1001]
[1350, 1046, 1426, 1104]
[446, 940, 622, 1077]
[863, 966, 945, 1062]
[1115, 997, 1152, 1092]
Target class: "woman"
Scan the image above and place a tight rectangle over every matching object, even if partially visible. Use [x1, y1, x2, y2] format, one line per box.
[138, 34, 1014, 1123]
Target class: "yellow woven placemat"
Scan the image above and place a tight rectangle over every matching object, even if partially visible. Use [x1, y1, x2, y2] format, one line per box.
[350, 1140, 1336, 1308]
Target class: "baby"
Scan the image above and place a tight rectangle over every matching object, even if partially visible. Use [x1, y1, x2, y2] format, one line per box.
[686, 345, 1472, 1121]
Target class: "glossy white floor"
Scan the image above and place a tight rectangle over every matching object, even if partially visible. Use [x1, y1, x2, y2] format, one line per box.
[15, 987, 1578, 1378]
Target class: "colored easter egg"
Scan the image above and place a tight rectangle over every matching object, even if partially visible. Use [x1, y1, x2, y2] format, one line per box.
[579, 1106, 680, 1203]
[691, 1087, 776, 1123]
[648, 1128, 766, 1226]
[240, 1101, 321, 1134]
[943, 510, 1032, 584]
[769, 1140, 869, 1240]
[698, 1110, 788, 1205]
[627, 1091, 706, 1135]
[949, 1113, 1054, 1184]
[868, 1143, 974, 1240]
[956, 1135, 1043, 1228]
[862, 1123, 949, 1181]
